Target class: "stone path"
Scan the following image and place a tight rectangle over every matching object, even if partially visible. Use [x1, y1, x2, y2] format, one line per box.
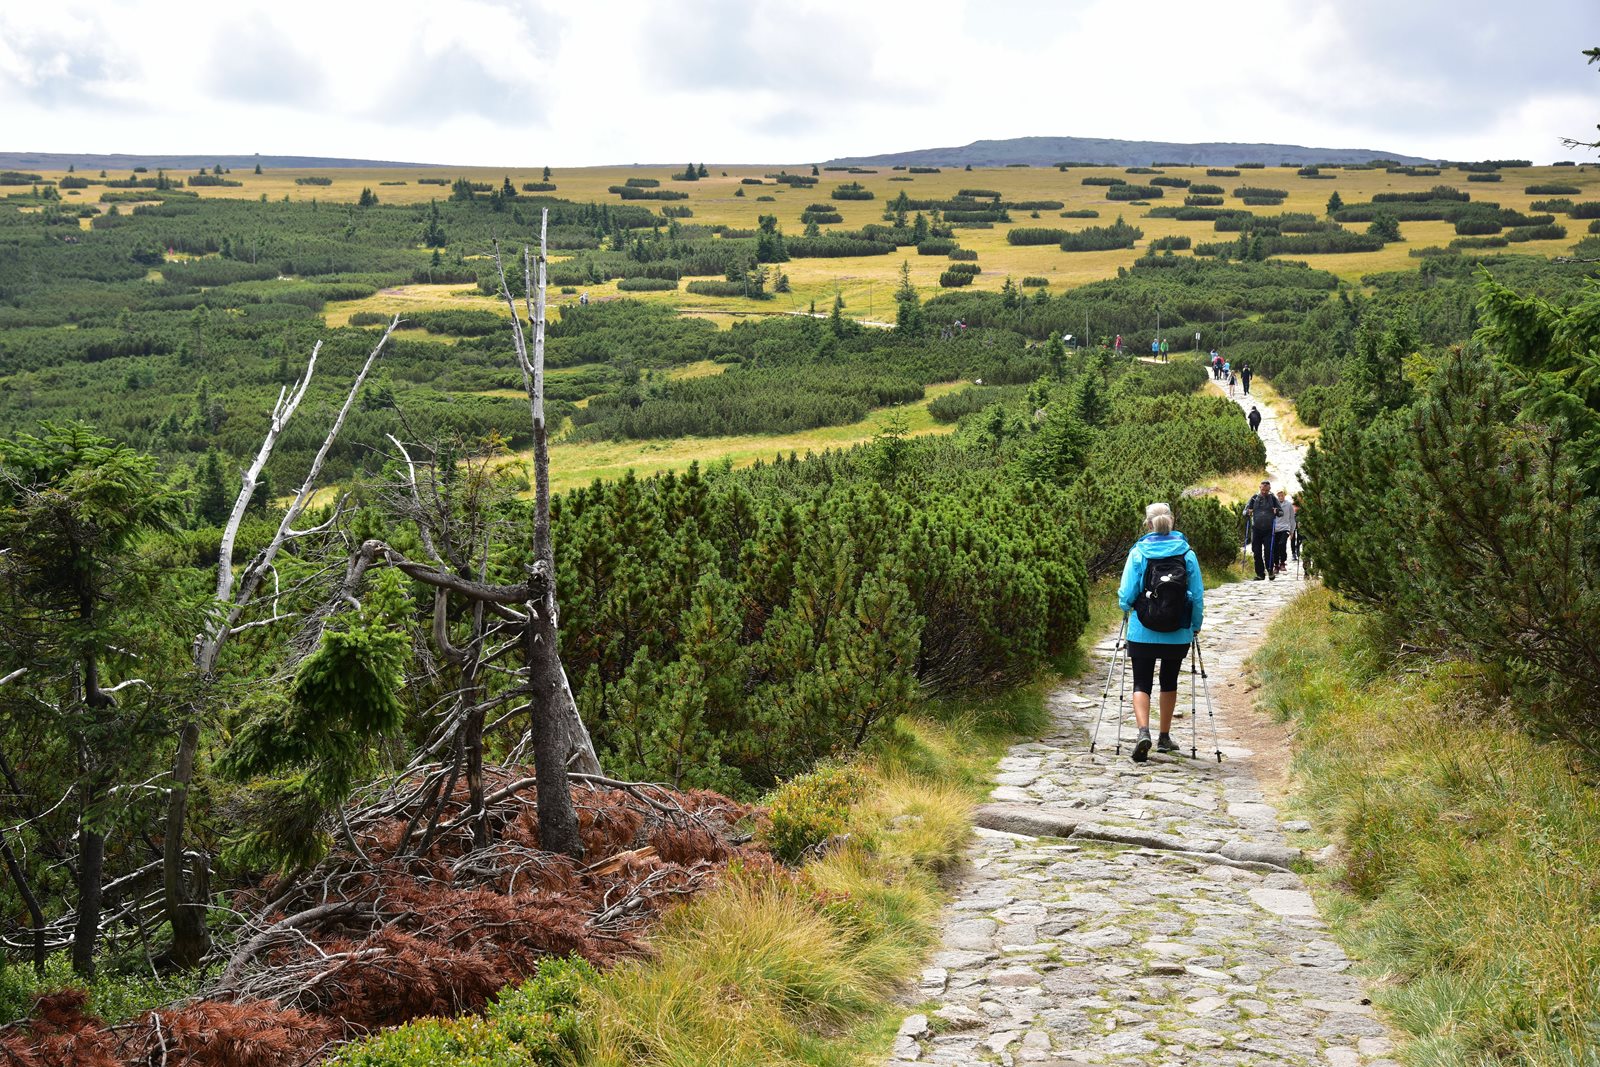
[887, 392, 1399, 1066]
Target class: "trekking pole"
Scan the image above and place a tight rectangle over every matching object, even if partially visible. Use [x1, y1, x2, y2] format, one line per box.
[1088, 615, 1127, 754]
[1192, 638, 1224, 763]
[1114, 616, 1131, 755]
[1188, 644, 1199, 759]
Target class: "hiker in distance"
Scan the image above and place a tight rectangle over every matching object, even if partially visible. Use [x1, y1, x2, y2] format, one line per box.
[1117, 502, 1206, 763]
[1240, 362, 1254, 395]
[1242, 480, 1284, 581]
[1274, 488, 1296, 575]
[1248, 405, 1262, 433]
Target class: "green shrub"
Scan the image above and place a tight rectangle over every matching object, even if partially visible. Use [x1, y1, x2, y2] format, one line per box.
[293, 176, 333, 186]
[1467, 172, 1503, 182]
[1058, 209, 1100, 218]
[326, 1016, 537, 1066]
[1206, 168, 1240, 177]
[1080, 176, 1126, 187]
[485, 957, 598, 1062]
[1185, 195, 1224, 206]
[944, 262, 981, 275]
[1525, 183, 1580, 195]
[624, 177, 660, 187]
[1503, 224, 1567, 242]
[957, 188, 1001, 199]
[1106, 185, 1163, 201]
[1177, 494, 1238, 569]
[1189, 183, 1224, 194]
[1454, 217, 1503, 235]
[1448, 236, 1510, 249]
[1149, 176, 1190, 188]
[1147, 235, 1191, 251]
[617, 277, 679, 291]
[909, 166, 940, 174]
[947, 248, 978, 261]
[1059, 216, 1142, 252]
[916, 239, 956, 255]
[1006, 227, 1067, 246]
[761, 763, 870, 863]
[1232, 186, 1288, 199]
[938, 271, 975, 287]
[1020, 276, 1049, 287]
[1569, 202, 1600, 219]
[831, 182, 875, 201]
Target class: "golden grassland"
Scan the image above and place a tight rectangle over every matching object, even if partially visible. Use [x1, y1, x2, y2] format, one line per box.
[41, 161, 1600, 326]
[519, 381, 962, 494]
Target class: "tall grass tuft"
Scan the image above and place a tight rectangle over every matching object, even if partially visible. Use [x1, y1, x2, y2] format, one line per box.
[1256, 587, 1600, 1066]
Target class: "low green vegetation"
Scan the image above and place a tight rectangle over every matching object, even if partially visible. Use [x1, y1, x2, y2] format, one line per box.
[1256, 587, 1600, 1067]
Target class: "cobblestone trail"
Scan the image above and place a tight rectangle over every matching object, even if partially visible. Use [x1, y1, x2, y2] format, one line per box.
[887, 391, 1398, 1066]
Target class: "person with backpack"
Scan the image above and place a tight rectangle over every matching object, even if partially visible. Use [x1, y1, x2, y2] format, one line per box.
[1117, 502, 1205, 762]
[1242, 480, 1283, 581]
[1247, 405, 1262, 433]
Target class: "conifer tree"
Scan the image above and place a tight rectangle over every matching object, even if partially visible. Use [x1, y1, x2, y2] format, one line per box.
[1326, 189, 1343, 216]
[894, 260, 923, 333]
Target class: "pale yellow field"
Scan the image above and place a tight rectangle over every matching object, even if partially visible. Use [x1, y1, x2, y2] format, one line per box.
[522, 380, 963, 493]
[33, 161, 1600, 322]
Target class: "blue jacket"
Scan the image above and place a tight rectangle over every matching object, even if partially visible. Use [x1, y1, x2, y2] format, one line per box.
[1117, 531, 1205, 644]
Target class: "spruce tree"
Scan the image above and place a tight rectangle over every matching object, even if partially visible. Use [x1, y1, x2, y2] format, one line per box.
[1326, 190, 1344, 216]
[894, 260, 923, 333]
[254, 162, 262, 175]
[543, 165, 552, 181]
[195, 449, 229, 527]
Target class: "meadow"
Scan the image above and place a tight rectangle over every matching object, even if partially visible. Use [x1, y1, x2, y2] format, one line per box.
[29, 159, 1600, 324]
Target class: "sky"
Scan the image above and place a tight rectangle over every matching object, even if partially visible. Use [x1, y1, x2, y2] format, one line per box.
[1, 0, 1596, 166]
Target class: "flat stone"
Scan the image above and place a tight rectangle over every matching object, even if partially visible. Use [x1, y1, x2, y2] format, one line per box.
[934, 1004, 987, 1031]
[945, 919, 998, 951]
[1247, 887, 1319, 917]
[990, 785, 1036, 803]
[974, 804, 1078, 838]
[1221, 840, 1301, 869]
[898, 1014, 930, 1039]
[1324, 1048, 1360, 1067]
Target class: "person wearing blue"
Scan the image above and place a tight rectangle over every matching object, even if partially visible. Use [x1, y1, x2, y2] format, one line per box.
[1117, 502, 1206, 762]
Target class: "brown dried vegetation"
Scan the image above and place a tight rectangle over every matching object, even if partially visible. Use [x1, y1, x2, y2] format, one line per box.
[2, 769, 762, 1065]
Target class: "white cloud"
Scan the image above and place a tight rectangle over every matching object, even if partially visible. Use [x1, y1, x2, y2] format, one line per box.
[0, 0, 1594, 164]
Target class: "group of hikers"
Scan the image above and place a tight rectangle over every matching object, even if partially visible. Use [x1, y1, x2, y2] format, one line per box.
[1114, 481, 1301, 762]
[1210, 351, 1252, 397]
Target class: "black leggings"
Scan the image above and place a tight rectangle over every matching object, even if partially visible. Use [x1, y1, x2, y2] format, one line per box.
[1127, 640, 1188, 695]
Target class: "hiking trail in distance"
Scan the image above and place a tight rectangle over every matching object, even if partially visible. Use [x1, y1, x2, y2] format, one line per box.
[884, 387, 1401, 1066]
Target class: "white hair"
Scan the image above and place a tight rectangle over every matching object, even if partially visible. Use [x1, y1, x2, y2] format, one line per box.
[1145, 502, 1173, 535]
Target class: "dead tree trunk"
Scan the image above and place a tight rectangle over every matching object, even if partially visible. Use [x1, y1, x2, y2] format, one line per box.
[163, 320, 398, 969]
[496, 219, 601, 779]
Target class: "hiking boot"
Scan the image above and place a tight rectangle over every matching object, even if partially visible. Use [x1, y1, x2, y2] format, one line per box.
[1132, 730, 1152, 763]
[1157, 733, 1181, 754]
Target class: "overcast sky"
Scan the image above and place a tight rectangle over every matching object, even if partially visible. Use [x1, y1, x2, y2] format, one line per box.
[1, 0, 1596, 166]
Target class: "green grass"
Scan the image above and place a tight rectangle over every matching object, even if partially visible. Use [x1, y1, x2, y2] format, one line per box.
[1255, 587, 1600, 1067]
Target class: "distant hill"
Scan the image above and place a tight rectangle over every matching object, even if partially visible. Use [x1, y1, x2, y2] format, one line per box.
[826, 136, 1433, 169]
[0, 152, 440, 171]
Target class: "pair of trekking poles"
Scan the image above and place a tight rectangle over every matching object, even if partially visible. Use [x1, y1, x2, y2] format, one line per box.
[1088, 615, 1224, 763]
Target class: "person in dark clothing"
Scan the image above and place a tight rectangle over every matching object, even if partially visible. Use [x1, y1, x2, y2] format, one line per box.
[1240, 363, 1253, 395]
[1247, 406, 1261, 433]
[1242, 480, 1283, 581]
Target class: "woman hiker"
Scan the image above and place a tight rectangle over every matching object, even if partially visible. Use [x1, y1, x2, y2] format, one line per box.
[1117, 502, 1206, 763]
